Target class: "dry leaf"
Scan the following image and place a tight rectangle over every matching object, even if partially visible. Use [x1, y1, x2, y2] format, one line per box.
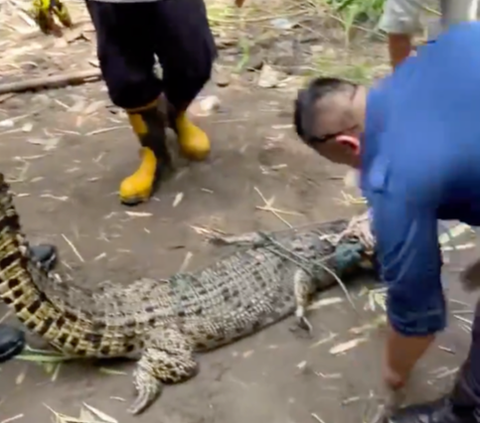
[83, 100, 105, 115]
[308, 297, 343, 310]
[98, 367, 128, 376]
[21, 123, 33, 133]
[19, 10, 36, 26]
[94, 253, 107, 261]
[442, 242, 475, 252]
[173, 192, 184, 207]
[190, 225, 213, 236]
[343, 169, 359, 188]
[79, 408, 96, 422]
[296, 360, 307, 370]
[27, 137, 60, 151]
[438, 223, 473, 245]
[38, 193, 68, 202]
[199, 96, 220, 114]
[82, 403, 118, 423]
[189, 96, 220, 116]
[310, 332, 337, 349]
[51, 363, 62, 382]
[179, 252, 193, 272]
[329, 337, 367, 355]
[124, 211, 153, 218]
[257, 64, 283, 88]
[1, 414, 24, 423]
[0, 119, 14, 128]
[44, 403, 101, 423]
[15, 368, 27, 385]
[349, 315, 387, 334]
[69, 99, 87, 113]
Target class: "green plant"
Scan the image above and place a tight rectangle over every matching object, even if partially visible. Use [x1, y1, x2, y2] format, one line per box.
[326, 0, 386, 44]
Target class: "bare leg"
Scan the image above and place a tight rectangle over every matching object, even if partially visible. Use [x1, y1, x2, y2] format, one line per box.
[378, 0, 420, 69]
[387, 33, 413, 68]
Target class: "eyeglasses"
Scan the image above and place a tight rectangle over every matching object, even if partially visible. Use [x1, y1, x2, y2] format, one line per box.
[306, 85, 359, 145]
[307, 124, 359, 145]
[307, 129, 348, 145]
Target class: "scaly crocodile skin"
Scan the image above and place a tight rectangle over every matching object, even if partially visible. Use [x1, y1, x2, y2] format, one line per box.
[0, 172, 373, 415]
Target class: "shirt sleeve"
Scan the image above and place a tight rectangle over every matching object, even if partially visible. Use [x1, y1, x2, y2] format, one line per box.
[371, 193, 446, 337]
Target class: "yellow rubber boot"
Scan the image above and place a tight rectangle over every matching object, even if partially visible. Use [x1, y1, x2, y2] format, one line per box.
[119, 147, 158, 205]
[119, 104, 169, 206]
[175, 112, 210, 161]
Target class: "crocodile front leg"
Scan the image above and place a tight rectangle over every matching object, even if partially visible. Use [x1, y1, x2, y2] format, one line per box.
[128, 326, 198, 415]
[293, 268, 316, 336]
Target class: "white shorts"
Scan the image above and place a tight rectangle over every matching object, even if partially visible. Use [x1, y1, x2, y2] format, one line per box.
[379, 0, 478, 34]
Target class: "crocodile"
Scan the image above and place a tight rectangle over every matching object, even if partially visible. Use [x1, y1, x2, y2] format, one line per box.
[0, 172, 375, 415]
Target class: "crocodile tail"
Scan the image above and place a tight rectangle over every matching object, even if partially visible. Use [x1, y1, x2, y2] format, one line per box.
[0, 173, 88, 354]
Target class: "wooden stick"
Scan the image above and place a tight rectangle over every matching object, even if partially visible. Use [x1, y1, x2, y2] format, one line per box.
[0, 69, 102, 95]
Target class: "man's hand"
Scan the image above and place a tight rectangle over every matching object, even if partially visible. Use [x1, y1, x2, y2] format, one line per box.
[383, 322, 435, 390]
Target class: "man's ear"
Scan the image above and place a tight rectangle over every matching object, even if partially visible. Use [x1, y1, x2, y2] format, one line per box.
[336, 134, 360, 154]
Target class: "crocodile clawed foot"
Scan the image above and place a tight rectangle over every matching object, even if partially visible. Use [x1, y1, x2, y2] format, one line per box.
[292, 269, 316, 338]
[289, 319, 314, 339]
[298, 316, 313, 335]
[127, 326, 197, 414]
[128, 367, 162, 415]
[289, 306, 313, 338]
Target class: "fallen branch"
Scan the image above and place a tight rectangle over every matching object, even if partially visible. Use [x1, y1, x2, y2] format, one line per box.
[0, 69, 102, 95]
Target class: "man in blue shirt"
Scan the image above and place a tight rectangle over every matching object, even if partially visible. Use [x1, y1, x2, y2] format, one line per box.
[294, 21, 480, 423]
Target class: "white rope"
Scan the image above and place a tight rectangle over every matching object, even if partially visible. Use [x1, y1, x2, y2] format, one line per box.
[328, 212, 376, 254]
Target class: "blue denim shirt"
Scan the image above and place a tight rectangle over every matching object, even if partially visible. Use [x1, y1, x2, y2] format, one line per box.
[361, 22, 480, 336]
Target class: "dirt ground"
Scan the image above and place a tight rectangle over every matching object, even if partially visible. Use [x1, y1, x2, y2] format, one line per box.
[0, 4, 479, 423]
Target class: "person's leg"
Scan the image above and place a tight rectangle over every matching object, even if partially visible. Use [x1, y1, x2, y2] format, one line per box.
[389, 300, 480, 423]
[153, 0, 217, 161]
[30, 244, 57, 271]
[378, 0, 422, 68]
[0, 325, 25, 363]
[86, 0, 170, 206]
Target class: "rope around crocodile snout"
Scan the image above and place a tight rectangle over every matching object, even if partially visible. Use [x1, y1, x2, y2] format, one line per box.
[332, 212, 376, 254]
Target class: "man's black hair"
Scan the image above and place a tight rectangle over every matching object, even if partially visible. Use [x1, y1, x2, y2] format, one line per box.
[294, 77, 355, 145]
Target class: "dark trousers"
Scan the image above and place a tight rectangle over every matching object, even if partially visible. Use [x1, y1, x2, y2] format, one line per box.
[86, 0, 217, 110]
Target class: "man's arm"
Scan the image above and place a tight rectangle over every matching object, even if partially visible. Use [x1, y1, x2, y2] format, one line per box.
[371, 193, 446, 390]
